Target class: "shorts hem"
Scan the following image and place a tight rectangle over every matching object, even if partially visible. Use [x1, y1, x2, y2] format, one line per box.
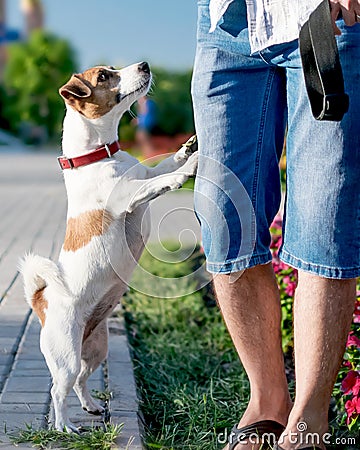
[206, 251, 272, 274]
[280, 249, 360, 279]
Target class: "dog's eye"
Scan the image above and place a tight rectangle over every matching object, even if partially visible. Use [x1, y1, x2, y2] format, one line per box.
[97, 71, 109, 82]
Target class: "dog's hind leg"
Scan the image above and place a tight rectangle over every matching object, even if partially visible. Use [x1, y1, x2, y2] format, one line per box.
[73, 320, 108, 414]
[40, 325, 82, 432]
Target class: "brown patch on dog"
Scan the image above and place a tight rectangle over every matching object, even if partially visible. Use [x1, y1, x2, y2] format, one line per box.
[63, 209, 114, 252]
[32, 287, 48, 327]
[59, 66, 121, 119]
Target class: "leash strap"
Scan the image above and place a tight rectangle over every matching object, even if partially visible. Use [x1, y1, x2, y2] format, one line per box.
[299, 0, 349, 121]
[58, 140, 121, 170]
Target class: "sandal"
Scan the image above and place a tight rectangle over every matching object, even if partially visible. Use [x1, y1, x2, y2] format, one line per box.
[228, 420, 285, 450]
[275, 447, 322, 450]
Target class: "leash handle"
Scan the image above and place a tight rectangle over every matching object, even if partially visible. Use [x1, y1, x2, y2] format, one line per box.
[299, 0, 349, 121]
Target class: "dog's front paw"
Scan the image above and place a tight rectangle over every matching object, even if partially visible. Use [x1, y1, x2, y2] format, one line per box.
[174, 135, 198, 162]
[181, 151, 198, 176]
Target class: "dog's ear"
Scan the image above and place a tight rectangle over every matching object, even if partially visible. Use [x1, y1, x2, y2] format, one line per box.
[59, 75, 92, 101]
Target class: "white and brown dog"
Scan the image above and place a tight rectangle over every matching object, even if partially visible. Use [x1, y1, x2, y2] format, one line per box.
[20, 62, 198, 431]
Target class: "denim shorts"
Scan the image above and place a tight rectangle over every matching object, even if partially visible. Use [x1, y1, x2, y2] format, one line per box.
[191, 0, 360, 279]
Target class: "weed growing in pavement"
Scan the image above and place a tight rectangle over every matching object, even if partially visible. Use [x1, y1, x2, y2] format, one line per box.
[9, 423, 122, 449]
[91, 389, 113, 402]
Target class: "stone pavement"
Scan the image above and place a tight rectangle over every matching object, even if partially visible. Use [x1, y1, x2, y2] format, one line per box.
[0, 149, 148, 449]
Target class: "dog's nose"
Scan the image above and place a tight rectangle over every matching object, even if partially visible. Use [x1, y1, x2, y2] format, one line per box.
[138, 61, 150, 74]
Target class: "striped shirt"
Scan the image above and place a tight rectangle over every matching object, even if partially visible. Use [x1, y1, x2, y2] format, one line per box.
[209, 0, 323, 52]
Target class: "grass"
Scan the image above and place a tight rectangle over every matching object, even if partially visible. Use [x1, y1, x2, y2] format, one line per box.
[122, 244, 249, 450]
[123, 243, 359, 450]
[91, 389, 113, 402]
[9, 423, 123, 450]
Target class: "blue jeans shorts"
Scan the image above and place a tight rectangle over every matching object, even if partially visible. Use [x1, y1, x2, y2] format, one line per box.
[191, 0, 360, 279]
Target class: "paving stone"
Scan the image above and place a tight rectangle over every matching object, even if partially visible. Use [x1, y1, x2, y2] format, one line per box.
[0, 403, 48, 415]
[5, 377, 51, 393]
[12, 359, 48, 371]
[0, 413, 45, 433]
[112, 412, 143, 450]
[1, 391, 50, 404]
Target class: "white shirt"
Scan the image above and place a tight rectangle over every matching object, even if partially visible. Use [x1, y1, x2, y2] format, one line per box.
[209, 0, 323, 53]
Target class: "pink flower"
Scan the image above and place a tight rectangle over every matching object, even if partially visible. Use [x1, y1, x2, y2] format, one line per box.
[270, 215, 282, 230]
[285, 281, 297, 297]
[278, 261, 289, 273]
[342, 371, 360, 396]
[270, 236, 282, 254]
[354, 301, 360, 323]
[345, 396, 360, 424]
[272, 258, 284, 273]
[347, 332, 360, 348]
[274, 236, 283, 249]
[282, 275, 297, 297]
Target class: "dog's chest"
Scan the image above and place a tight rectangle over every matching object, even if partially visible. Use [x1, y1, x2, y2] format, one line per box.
[59, 204, 150, 296]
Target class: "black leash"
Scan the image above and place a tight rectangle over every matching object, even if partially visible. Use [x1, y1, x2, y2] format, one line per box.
[299, 0, 349, 121]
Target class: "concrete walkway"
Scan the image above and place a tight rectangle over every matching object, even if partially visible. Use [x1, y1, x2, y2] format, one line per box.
[0, 149, 199, 449]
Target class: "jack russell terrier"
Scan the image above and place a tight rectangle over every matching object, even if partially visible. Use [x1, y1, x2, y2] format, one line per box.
[20, 61, 198, 431]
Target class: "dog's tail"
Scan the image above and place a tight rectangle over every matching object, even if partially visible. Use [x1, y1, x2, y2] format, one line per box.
[19, 253, 70, 308]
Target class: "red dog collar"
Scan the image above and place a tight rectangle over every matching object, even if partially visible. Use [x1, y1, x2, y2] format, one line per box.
[57, 141, 121, 170]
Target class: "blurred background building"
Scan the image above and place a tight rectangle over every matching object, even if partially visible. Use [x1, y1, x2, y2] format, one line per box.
[0, 0, 43, 77]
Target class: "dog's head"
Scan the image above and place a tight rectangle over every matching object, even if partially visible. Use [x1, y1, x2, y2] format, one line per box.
[59, 62, 151, 119]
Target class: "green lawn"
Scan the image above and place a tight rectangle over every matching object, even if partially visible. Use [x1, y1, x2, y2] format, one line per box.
[122, 244, 359, 450]
[122, 245, 248, 449]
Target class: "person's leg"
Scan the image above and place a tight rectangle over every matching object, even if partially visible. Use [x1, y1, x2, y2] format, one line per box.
[192, 2, 289, 448]
[279, 274, 356, 450]
[277, 19, 360, 449]
[213, 264, 292, 426]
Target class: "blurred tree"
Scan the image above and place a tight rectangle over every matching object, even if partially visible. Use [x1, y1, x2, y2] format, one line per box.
[151, 67, 194, 135]
[3, 29, 77, 142]
[120, 67, 195, 141]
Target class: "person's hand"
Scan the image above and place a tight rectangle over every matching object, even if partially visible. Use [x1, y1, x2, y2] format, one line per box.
[329, 0, 360, 34]
[329, 0, 360, 27]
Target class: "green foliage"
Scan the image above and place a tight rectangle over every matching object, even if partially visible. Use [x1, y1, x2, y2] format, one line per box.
[124, 240, 359, 449]
[151, 67, 194, 135]
[120, 67, 195, 140]
[3, 30, 77, 140]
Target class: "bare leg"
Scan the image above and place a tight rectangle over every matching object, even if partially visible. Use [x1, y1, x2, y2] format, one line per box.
[279, 273, 356, 450]
[214, 263, 292, 449]
[73, 320, 108, 414]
